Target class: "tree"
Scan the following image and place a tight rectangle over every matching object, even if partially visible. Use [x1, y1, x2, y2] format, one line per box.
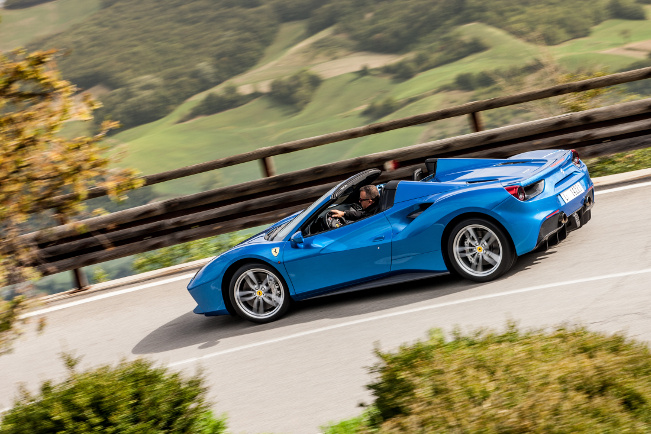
[608, 0, 646, 19]
[0, 50, 140, 354]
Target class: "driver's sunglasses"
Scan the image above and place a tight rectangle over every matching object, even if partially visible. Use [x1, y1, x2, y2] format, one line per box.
[359, 198, 372, 203]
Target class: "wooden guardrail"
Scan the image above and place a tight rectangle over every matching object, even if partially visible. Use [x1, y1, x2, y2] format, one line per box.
[43, 66, 651, 210]
[13, 67, 651, 282]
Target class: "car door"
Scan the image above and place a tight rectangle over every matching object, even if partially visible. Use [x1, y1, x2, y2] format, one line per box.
[282, 212, 392, 297]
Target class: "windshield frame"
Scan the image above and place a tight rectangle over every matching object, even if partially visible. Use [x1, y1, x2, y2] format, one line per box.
[272, 185, 338, 241]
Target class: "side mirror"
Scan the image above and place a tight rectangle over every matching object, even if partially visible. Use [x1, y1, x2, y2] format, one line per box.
[290, 231, 304, 248]
[413, 168, 423, 181]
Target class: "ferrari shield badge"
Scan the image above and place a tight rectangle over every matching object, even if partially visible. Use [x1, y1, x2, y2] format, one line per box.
[271, 247, 279, 257]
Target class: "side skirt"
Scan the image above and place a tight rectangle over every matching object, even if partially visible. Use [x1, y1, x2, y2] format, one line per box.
[305, 271, 449, 300]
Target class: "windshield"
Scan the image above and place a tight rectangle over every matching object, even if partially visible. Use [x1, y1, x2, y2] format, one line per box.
[272, 185, 338, 241]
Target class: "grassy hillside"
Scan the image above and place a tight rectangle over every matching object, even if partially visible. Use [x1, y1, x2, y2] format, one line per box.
[3, 1, 646, 200]
[0, 0, 100, 51]
[552, 17, 651, 70]
[112, 17, 649, 198]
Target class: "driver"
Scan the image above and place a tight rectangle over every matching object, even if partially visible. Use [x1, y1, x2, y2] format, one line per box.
[330, 185, 380, 222]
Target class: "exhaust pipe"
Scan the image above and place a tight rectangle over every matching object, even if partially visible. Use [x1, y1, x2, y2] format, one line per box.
[584, 195, 593, 208]
[559, 212, 568, 225]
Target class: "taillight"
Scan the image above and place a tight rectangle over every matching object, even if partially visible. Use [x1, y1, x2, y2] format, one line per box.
[505, 185, 525, 201]
[571, 149, 580, 166]
[523, 179, 544, 200]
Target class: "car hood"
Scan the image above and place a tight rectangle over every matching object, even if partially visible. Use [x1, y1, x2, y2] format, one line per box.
[233, 210, 303, 247]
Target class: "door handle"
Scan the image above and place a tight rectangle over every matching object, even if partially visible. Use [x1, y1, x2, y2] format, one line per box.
[373, 236, 385, 242]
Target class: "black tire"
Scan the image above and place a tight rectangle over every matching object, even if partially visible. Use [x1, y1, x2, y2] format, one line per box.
[228, 263, 291, 323]
[446, 218, 515, 282]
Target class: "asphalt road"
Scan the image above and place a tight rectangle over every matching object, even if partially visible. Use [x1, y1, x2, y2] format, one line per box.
[2, 182, 651, 433]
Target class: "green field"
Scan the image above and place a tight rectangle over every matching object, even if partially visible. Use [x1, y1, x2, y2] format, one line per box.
[0, 0, 100, 51]
[108, 17, 651, 198]
[2, 9, 649, 198]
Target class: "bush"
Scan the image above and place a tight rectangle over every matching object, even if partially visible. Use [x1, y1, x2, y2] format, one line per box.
[180, 84, 258, 122]
[269, 70, 322, 110]
[0, 357, 227, 433]
[608, 0, 646, 19]
[326, 323, 651, 433]
[454, 71, 496, 91]
[383, 36, 488, 80]
[362, 97, 402, 120]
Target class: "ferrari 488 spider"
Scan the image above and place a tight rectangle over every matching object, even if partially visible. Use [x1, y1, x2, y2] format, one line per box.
[188, 149, 594, 323]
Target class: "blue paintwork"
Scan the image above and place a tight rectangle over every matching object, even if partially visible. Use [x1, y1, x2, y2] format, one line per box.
[187, 149, 593, 316]
[283, 211, 392, 299]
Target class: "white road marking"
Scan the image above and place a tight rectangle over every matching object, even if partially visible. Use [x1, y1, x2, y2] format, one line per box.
[18, 180, 650, 320]
[20, 273, 196, 319]
[168, 267, 651, 368]
[596, 180, 651, 195]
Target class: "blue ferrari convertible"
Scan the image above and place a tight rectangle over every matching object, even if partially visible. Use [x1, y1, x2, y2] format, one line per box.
[188, 149, 594, 323]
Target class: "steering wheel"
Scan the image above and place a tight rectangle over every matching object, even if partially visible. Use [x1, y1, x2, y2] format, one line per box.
[325, 211, 346, 229]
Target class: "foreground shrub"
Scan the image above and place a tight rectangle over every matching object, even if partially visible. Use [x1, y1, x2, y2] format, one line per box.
[325, 323, 651, 433]
[0, 357, 227, 433]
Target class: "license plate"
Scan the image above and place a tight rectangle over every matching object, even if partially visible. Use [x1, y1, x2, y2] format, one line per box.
[560, 181, 585, 204]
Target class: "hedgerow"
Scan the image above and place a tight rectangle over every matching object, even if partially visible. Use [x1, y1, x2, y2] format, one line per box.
[324, 323, 651, 433]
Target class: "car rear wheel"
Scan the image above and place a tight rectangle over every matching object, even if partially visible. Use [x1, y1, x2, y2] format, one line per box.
[447, 218, 514, 282]
[229, 264, 290, 323]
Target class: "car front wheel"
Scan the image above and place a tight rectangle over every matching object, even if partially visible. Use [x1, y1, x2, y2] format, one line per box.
[229, 264, 291, 323]
[447, 218, 515, 282]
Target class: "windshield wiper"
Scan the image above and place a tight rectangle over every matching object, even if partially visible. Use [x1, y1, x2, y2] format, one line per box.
[264, 219, 292, 241]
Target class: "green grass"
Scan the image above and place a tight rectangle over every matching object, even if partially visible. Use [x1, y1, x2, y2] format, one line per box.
[557, 52, 642, 72]
[586, 146, 651, 177]
[551, 18, 651, 57]
[0, 0, 101, 51]
[390, 23, 540, 100]
[252, 20, 308, 68]
[117, 73, 400, 196]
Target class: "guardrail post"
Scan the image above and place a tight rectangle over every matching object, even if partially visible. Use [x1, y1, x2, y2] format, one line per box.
[55, 213, 89, 291]
[259, 156, 276, 177]
[469, 112, 483, 132]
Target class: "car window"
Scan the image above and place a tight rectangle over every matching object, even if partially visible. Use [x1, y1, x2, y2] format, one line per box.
[301, 190, 366, 237]
[273, 185, 337, 241]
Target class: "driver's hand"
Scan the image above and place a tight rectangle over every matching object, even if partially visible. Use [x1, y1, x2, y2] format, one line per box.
[329, 210, 345, 218]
